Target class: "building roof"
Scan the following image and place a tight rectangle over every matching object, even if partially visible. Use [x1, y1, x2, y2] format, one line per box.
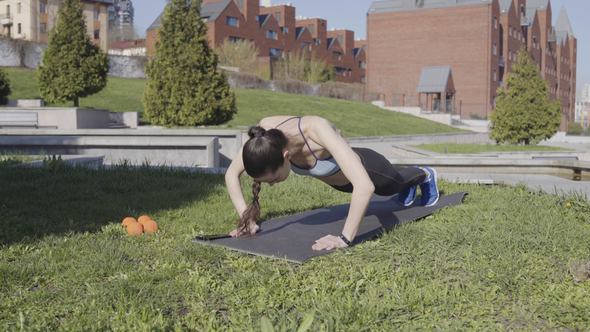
[555, 7, 574, 36]
[416, 66, 453, 93]
[295, 27, 307, 40]
[257, 14, 270, 27]
[499, 0, 512, 13]
[556, 31, 568, 45]
[352, 47, 364, 58]
[526, 0, 549, 10]
[147, 0, 231, 31]
[368, 0, 493, 15]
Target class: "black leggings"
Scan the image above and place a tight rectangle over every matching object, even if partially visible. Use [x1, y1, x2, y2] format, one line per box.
[330, 147, 427, 196]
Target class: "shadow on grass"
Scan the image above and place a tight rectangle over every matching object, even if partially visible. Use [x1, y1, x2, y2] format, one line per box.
[0, 164, 223, 246]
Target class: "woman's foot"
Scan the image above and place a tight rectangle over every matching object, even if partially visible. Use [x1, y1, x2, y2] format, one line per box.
[420, 167, 440, 207]
[398, 185, 417, 207]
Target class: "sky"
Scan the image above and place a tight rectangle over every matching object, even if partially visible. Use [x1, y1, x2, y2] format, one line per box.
[135, 0, 589, 96]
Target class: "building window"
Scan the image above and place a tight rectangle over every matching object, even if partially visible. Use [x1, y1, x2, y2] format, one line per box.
[314, 38, 321, 46]
[493, 43, 497, 55]
[228, 36, 243, 43]
[281, 26, 289, 34]
[94, 7, 100, 20]
[269, 48, 282, 58]
[17, 2, 21, 14]
[301, 42, 310, 50]
[226, 16, 239, 27]
[307, 24, 315, 35]
[17, 23, 21, 34]
[493, 70, 497, 82]
[494, 17, 498, 29]
[274, 12, 281, 23]
[40, 1, 47, 14]
[94, 29, 100, 40]
[266, 30, 278, 40]
[40, 23, 47, 34]
[6, 4, 10, 17]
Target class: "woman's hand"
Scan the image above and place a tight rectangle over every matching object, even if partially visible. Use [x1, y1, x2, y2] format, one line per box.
[312, 234, 349, 251]
[229, 223, 260, 237]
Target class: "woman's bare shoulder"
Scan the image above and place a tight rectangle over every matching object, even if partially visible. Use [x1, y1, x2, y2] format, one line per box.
[257, 115, 298, 129]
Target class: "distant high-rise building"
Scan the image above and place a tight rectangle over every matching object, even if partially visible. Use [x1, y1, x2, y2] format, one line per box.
[108, 0, 135, 42]
[582, 84, 590, 103]
[108, 0, 133, 27]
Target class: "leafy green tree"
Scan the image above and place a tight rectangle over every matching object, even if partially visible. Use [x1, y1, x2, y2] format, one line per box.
[143, 0, 236, 126]
[490, 50, 561, 145]
[0, 68, 10, 105]
[37, 0, 109, 107]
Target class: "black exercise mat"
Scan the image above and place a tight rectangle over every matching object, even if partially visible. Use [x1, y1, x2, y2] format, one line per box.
[193, 192, 467, 263]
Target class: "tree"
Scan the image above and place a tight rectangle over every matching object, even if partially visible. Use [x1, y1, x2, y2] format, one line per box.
[0, 68, 10, 105]
[490, 50, 561, 145]
[216, 39, 260, 74]
[37, 0, 109, 107]
[143, 0, 236, 127]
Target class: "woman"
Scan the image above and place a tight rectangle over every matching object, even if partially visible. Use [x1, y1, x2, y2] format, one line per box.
[225, 115, 439, 251]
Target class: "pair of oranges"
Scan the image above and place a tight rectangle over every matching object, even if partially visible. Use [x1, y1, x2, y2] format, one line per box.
[122, 215, 158, 236]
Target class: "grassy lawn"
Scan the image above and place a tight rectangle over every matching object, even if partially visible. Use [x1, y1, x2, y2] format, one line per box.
[1, 164, 589, 330]
[3, 67, 460, 137]
[416, 143, 568, 154]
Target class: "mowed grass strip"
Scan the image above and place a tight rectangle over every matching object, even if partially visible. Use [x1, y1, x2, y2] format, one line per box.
[0, 164, 589, 330]
[416, 143, 568, 154]
[3, 67, 460, 137]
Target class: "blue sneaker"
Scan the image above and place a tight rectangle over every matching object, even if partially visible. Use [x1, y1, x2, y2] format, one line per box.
[420, 167, 440, 207]
[398, 185, 417, 207]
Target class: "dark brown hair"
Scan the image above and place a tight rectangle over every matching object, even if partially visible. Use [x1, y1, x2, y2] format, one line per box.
[238, 126, 288, 234]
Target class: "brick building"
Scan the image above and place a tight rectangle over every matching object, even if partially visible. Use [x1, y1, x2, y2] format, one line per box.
[367, 0, 577, 129]
[0, 0, 112, 51]
[146, 0, 365, 83]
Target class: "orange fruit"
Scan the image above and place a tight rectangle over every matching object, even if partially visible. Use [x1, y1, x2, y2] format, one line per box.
[122, 217, 137, 227]
[125, 221, 144, 236]
[139, 218, 158, 234]
[137, 215, 152, 224]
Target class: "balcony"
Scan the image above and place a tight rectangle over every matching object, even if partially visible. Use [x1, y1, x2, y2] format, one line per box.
[0, 14, 13, 26]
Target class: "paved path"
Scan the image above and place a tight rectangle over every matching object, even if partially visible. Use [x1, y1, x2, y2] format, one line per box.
[440, 172, 589, 198]
[350, 136, 590, 200]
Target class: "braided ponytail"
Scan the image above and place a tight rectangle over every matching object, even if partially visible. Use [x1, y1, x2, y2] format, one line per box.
[237, 181, 261, 235]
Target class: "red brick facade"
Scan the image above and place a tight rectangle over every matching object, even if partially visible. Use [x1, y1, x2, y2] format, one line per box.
[146, 0, 364, 83]
[367, 0, 577, 128]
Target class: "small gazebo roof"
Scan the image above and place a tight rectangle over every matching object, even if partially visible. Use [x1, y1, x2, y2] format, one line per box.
[416, 66, 454, 93]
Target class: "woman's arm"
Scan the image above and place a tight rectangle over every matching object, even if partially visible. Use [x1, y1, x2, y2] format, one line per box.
[308, 116, 375, 242]
[225, 146, 248, 218]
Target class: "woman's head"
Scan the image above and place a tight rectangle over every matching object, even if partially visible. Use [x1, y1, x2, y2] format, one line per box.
[237, 126, 290, 235]
[243, 126, 291, 185]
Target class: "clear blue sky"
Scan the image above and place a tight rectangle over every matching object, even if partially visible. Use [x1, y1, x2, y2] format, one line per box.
[135, 0, 588, 96]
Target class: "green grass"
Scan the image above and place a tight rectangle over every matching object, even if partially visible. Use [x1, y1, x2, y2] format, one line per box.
[3, 67, 146, 114]
[416, 143, 568, 154]
[1, 164, 589, 330]
[3, 67, 460, 137]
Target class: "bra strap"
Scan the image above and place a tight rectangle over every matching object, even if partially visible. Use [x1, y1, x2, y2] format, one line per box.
[297, 117, 320, 160]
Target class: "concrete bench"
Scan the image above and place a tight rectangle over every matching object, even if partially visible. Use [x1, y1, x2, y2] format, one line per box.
[0, 135, 220, 168]
[0, 112, 39, 128]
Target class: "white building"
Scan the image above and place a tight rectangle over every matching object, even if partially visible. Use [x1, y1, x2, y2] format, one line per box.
[575, 84, 590, 129]
[582, 84, 590, 102]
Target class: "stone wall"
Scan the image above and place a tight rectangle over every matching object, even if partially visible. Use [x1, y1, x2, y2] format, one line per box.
[0, 37, 146, 78]
[0, 37, 373, 102]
